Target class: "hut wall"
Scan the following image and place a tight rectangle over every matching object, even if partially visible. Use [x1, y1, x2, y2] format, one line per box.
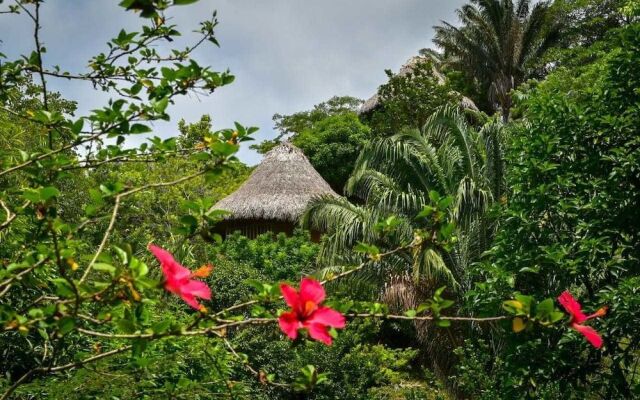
[215, 219, 294, 239]
[214, 219, 322, 242]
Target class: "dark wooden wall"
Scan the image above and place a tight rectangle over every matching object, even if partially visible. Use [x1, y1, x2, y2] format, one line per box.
[213, 219, 322, 242]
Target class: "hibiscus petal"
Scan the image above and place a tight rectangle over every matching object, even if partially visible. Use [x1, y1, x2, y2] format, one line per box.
[182, 280, 212, 300]
[299, 278, 325, 305]
[162, 262, 191, 284]
[280, 284, 300, 308]
[306, 322, 333, 345]
[308, 307, 345, 328]
[180, 293, 201, 310]
[148, 244, 175, 265]
[557, 291, 587, 324]
[163, 278, 181, 295]
[278, 312, 300, 339]
[572, 323, 603, 349]
[151, 244, 191, 282]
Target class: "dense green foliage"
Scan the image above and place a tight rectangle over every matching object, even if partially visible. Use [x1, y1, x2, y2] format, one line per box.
[364, 60, 459, 135]
[459, 22, 640, 398]
[2, 0, 640, 399]
[290, 113, 370, 193]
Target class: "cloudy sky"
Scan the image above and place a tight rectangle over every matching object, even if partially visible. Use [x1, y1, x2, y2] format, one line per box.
[1, 0, 465, 164]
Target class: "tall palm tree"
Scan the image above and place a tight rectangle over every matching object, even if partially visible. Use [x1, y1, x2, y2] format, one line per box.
[433, 0, 561, 122]
[303, 106, 504, 395]
[304, 105, 504, 290]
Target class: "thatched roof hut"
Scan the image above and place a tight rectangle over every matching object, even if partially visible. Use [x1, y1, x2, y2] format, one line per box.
[211, 142, 338, 239]
[358, 55, 479, 115]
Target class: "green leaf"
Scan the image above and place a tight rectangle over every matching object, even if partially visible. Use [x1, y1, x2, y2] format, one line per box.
[71, 118, 84, 135]
[57, 317, 75, 335]
[436, 319, 451, 327]
[210, 141, 238, 157]
[130, 258, 149, 279]
[416, 205, 436, 219]
[40, 186, 60, 201]
[428, 190, 442, 203]
[153, 97, 169, 113]
[437, 196, 454, 209]
[151, 320, 172, 334]
[434, 286, 447, 298]
[22, 189, 41, 203]
[439, 222, 455, 239]
[129, 123, 152, 134]
[114, 246, 129, 265]
[132, 338, 147, 357]
[502, 300, 525, 315]
[53, 278, 75, 298]
[116, 318, 136, 333]
[354, 242, 380, 256]
[93, 263, 116, 276]
[535, 298, 555, 316]
[439, 299, 454, 309]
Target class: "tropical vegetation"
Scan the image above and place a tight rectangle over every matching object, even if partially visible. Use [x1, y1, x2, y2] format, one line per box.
[1, 0, 639, 399]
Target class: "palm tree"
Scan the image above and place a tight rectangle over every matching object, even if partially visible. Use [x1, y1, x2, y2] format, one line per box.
[303, 106, 504, 394]
[433, 0, 561, 122]
[304, 105, 504, 289]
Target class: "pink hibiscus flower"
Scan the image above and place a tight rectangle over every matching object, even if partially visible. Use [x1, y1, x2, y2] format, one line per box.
[278, 278, 346, 345]
[557, 290, 607, 348]
[148, 244, 212, 310]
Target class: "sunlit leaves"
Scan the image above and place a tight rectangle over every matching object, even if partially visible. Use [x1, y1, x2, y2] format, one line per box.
[354, 242, 380, 261]
[22, 186, 59, 203]
[502, 294, 564, 333]
[246, 280, 281, 302]
[294, 365, 328, 392]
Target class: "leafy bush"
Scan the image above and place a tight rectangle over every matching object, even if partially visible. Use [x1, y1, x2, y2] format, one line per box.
[463, 23, 640, 398]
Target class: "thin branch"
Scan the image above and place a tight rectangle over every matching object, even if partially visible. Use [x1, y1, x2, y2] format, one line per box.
[0, 200, 30, 232]
[61, 148, 201, 171]
[319, 241, 416, 284]
[33, 2, 48, 111]
[0, 258, 48, 298]
[77, 318, 275, 339]
[79, 169, 208, 283]
[0, 369, 36, 400]
[346, 313, 509, 322]
[48, 345, 132, 372]
[79, 196, 120, 284]
[12, 0, 35, 21]
[0, 132, 102, 178]
[76, 311, 507, 341]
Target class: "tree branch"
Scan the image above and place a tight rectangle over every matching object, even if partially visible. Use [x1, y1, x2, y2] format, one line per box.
[79, 169, 208, 283]
[0, 200, 30, 232]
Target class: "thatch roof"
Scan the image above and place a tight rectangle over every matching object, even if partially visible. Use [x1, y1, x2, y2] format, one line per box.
[359, 56, 479, 115]
[211, 142, 338, 222]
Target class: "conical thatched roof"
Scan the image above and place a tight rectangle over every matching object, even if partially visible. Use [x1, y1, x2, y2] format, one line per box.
[359, 55, 479, 115]
[212, 142, 338, 222]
